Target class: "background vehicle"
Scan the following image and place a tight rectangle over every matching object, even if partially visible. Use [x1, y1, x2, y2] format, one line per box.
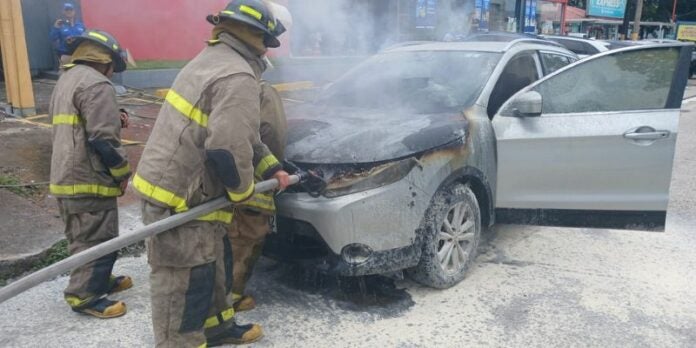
[539, 35, 611, 58]
[268, 40, 692, 289]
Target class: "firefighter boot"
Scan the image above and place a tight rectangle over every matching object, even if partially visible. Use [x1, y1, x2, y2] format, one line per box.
[108, 275, 133, 294]
[232, 293, 256, 312]
[206, 319, 263, 346]
[66, 296, 127, 319]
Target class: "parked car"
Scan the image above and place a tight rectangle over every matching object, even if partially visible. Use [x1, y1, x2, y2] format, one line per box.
[267, 39, 693, 289]
[539, 35, 611, 58]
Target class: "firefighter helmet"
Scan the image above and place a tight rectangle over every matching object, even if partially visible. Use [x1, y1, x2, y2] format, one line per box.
[207, 0, 287, 48]
[67, 29, 127, 73]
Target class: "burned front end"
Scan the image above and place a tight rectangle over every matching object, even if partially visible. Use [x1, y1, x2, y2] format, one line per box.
[265, 139, 472, 276]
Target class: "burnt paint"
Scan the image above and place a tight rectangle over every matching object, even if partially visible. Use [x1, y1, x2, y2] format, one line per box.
[285, 104, 468, 164]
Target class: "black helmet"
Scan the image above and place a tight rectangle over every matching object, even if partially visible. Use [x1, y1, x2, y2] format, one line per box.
[67, 29, 127, 73]
[207, 0, 287, 48]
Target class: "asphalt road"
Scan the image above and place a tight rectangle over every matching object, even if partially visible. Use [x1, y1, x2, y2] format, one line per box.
[1, 93, 695, 347]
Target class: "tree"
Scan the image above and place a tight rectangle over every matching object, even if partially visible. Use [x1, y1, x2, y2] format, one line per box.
[640, 0, 696, 22]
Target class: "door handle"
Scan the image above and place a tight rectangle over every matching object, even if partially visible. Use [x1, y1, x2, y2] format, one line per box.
[623, 130, 670, 140]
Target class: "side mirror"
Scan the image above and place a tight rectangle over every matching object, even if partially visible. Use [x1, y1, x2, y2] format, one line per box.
[511, 91, 543, 117]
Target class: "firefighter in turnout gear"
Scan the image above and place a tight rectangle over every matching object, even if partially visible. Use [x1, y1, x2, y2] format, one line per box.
[133, 0, 288, 346]
[49, 29, 133, 319]
[229, 80, 287, 312]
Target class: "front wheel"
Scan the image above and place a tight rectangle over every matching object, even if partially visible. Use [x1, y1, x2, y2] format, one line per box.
[407, 182, 481, 289]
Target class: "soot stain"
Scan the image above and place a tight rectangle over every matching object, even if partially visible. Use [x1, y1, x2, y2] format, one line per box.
[252, 262, 415, 319]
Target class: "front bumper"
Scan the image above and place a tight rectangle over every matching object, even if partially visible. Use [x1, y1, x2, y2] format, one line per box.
[268, 176, 431, 276]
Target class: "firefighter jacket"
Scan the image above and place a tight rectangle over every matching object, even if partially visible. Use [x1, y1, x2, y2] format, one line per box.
[49, 64, 131, 199]
[239, 81, 287, 215]
[133, 33, 281, 224]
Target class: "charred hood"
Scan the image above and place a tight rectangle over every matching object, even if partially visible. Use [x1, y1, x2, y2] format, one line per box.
[285, 104, 468, 164]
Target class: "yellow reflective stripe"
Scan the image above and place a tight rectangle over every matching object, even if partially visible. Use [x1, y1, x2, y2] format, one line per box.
[52, 114, 81, 125]
[50, 184, 121, 197]
[204, 308, 235, 329]
[268, 20, 276, 31]
[221, 10, 235, 16]
[228, 183, 254, 203]
[132, 174, 188, 213]
[198, 344, 207, 348]
[65, 295, 95, 308]
[242, 193, 275, 211]
[254, 154, 280, 179]
[239, 5, 262, 20]
[88, 31, 109, 42]
[165, 89, 209, 127]
[197, 209, 234, 224]
[109, 163, 131, 178]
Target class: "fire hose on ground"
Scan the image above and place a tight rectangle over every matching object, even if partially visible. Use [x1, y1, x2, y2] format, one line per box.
[0, 169, 327, 304]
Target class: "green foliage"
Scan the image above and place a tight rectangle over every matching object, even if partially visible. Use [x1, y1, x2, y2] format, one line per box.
[0, 175, 42, 198]
[30, 240, 70, 272]
[569, 0, 586, 9]
[639, 0, 695, 22]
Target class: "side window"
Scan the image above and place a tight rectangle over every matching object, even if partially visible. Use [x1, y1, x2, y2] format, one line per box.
[488, 52, 540, 118]
[533, 47, 680, 114]
[556, 39, 585, 55]
[540, 53, 571, 75]
[582, 42, 600, 55]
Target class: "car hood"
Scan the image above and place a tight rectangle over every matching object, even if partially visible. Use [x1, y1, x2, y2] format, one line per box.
[285, 104, 468, 164]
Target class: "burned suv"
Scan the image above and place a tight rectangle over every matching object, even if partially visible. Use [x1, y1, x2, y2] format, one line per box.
[267, 39, 692, 289]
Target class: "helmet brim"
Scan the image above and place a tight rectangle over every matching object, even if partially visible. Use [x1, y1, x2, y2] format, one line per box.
[66, 37, 128, 73]
[206, 14, 281, 48]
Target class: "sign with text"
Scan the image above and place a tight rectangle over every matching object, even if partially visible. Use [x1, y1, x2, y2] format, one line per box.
[677, 22, 696, 42]
[587, 0, 627, 19]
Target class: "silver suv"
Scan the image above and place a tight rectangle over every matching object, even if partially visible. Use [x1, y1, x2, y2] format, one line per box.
[267, 39, 693, 289]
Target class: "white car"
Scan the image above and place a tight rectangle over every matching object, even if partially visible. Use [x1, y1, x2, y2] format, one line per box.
[267, 39, 693, 289]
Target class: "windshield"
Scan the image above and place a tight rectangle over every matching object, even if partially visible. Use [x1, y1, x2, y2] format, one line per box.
[317, 50, 501, 114]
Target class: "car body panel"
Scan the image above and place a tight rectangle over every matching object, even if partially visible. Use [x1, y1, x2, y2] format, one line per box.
[493, 44, 691, 219]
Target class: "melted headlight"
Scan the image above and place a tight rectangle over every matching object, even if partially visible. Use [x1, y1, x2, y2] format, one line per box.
[323, 157, 417, 198]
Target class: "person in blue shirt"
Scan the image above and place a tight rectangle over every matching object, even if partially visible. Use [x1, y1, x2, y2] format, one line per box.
[49, 2, 85, 66]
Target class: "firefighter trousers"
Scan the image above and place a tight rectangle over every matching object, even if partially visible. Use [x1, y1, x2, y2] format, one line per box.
[142, 201, 235, 348]
[58, 197, 119, 303]
[227, 208, 272, 296]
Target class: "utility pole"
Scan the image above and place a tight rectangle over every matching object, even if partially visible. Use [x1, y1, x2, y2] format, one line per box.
[0, 0, 36, 117]
[620, 0, 632, 39]
[672, 0, 678, 23]
[631, 0, 644, 40]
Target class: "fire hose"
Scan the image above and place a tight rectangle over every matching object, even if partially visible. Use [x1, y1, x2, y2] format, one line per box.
[0, 170, 326, 304]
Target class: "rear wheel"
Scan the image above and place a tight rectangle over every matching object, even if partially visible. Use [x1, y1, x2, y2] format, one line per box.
[407, 182, 481, 289]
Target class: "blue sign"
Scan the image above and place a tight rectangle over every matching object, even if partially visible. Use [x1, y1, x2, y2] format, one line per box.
[415, 0, 438, 29]
[587, 0, 627, 19]
[524, 0, 537, 34]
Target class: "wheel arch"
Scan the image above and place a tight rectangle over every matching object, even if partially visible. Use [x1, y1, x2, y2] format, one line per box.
[437, 166, 495, 228]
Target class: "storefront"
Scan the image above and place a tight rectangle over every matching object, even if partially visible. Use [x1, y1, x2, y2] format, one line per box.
[286, 0, 568, 56]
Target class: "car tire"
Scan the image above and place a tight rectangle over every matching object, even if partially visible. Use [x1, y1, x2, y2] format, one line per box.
[407, 182, 481, 289]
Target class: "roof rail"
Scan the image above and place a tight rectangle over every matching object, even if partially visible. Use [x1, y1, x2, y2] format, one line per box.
[381, 41, 434, 51]
[504, 38, 565, 50]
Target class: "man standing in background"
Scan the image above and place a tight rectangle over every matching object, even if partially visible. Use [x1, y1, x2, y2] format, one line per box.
[50, 2, 85, 66]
